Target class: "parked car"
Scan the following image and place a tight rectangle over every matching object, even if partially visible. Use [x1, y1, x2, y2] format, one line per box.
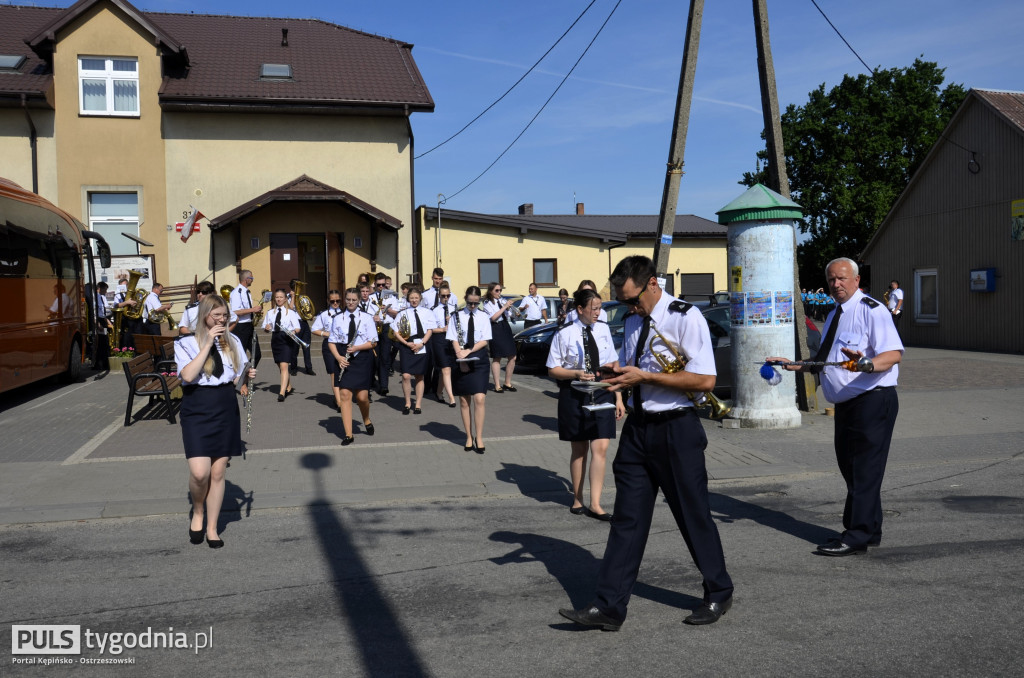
[514, 301, 734, 396]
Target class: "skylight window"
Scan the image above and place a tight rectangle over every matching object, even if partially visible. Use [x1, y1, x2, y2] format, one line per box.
[0, 55, 26, 72]
[260, 64, 292, 80]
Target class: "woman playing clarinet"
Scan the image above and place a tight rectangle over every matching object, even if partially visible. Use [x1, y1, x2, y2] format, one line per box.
[263, 289, 301, 402]
[448, 286, 492, 453]
[545, 288, 624, 520]
[483, 282, 519, 393]
[430, 283, 458, 407]
[175, 295, 256, 548]
[310, 290, 345, 412]
[396, 286, 435, 414]
[328, 288, 378, 446]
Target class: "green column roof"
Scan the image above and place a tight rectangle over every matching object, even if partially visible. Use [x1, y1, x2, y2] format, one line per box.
[716, 183, 802, 224]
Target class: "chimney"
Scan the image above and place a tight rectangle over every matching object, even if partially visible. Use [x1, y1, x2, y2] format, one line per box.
[518, 203, 534, 216]
[281, 28, 289, 47]
[575, 202, 584, 215]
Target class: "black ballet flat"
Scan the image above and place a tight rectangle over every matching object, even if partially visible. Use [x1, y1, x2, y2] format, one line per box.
[569, 506, 585, 516]
[286, 387, 295, 396]
[207, 536, 224, 549]
[414, 407, 422, 415]
[493, 387, 504, 394]
[364, 423, 375, 435]
[277, 394, 286, 402]
[504, 385, 517, 392]
[449, 401, 458, 408]
[403, 406, 411, 415]
[189, 528, 204, 545]
[341, 435, 354, 446]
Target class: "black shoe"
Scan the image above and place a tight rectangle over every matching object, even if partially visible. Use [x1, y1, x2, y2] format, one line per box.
[289, 367, 297, 376]
[403, 406, 411, 415]
[188, 528, 204, 545]
[493, 387, 504, 394]
[414, 407, 422, 415]
[379, 389, 389, 397]
[504, 385, 517, 392]
[449, 401, 458, 408]
[474, 438, 485, 454]
[286, 387, 295, 396]
[305, 369, 316, 376]
[684, 597, 732, 625]
[816, 541, 867, 557]
[277, 394, 286, 402]
[364, 423, 375, 436]
[558, 606, 623, 631]
[341, 436, 354, 446]
[569, 506, 585, 516]
[464, 441, 474, 451]
[588, 510, 613, 522]
[207, 536, 224, 549]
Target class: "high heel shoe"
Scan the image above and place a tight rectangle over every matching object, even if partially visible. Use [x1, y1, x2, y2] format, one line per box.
[206, 536, 224, 549]
[464, 441, 474, 452]
[188, 528, 204, 544]
[474, 438, 485, 454]
[341, 435, 354, 446]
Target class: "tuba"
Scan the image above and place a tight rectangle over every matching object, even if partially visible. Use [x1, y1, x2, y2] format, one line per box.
[646, 318, 731, 419]
[122, 269, 147, 320]
[220, 284, 233, 303]
[148, 308, 178, 332]
[292, 280, 316, 322]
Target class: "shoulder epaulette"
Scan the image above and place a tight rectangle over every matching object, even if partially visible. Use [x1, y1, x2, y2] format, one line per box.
[594, 319, 608, 325]
[556, 322, 576, 332]
[668, 300, 693, 314]
[185, 300, 199, 309]
[174, 334, 190, 342]
[861, 297, 880, 308]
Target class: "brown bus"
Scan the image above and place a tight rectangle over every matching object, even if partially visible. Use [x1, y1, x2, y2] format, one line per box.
[0, 178, 110, 394]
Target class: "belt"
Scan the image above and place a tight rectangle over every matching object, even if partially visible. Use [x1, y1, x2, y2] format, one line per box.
[844, 385, 894, 403]
[628, 407, 693, 424]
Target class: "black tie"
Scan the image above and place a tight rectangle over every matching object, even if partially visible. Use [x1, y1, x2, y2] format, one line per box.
[465, 311, 475, 349]
[246, 289, 252, 308]
[348, 313, 357, 346]
[814, 303, 844, 363]
[274, 309, 281, 331]
[444, 307, 450, 327]
[211, 339, 224, 378]
[413, 310, 424, 339]
[633, 316, 652, 412]
[583, 326, 600, 374]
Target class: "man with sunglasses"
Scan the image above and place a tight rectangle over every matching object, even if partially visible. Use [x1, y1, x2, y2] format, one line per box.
[559, 255, 733, 631]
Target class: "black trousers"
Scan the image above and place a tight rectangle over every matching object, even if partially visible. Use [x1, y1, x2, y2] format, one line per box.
[834, 386, 899, 547]
[594, 411, 733, 621]
[377, 331, 393, 392]
[290, 318, 313, 371]
[523, 319, 542, 329]
[231, 322, 261, 367]
[142, 320, 162, 336]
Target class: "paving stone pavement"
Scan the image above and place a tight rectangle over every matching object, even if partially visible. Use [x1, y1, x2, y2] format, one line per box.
[1, 346, 1021, 525]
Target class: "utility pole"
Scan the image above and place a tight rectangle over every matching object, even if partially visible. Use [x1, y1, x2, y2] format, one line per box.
[753, 0, 816, 411]
[651, 0, 704, 278]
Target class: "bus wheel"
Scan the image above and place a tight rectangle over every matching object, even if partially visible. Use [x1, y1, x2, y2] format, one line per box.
[62, 338, 83, 383]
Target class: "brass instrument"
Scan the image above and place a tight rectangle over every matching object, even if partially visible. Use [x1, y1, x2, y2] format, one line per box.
[253, 288, 270, 324]
[389, 311, 412, 341]
[148, 308, 178, 332]
[220, 284, 233, 302]
[292, 280, 316, 322]
[279, 326, 311, 350]
[503, 297, 523, 320]
[647, 318, 731, 419]
[122, 269, 147, 320]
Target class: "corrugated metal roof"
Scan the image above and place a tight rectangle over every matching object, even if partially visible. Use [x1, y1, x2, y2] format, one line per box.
[973, 89, 1024, 132]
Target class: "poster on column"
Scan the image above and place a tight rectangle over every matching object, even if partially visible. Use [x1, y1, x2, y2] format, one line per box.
[729, 292, 745, 326]
[745, 291, 772, 326]
[773, 291, 793, 325]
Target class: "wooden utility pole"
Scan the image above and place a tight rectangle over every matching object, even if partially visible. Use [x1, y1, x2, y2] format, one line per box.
[651, 0, 704, 278]
[753, 0, 816, 411]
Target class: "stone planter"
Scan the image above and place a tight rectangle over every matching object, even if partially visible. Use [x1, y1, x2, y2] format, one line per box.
[108, 356, 130, 372]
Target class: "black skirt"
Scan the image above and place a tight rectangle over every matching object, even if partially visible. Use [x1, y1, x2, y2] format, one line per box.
[399, 344, 429, 375]
[557, 385, 616, 442]
[489, 320, 516, 358]
[180, 384, 241, 458]
[322, 340, 340, 376]
[335, 349, 374, 391]
[271, 331, 298, 364]
[430, 334, 455, 369]
[453, 347, 490, 396]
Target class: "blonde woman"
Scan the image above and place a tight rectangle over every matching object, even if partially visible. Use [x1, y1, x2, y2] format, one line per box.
[174, 295, 256, 548]
[263, 289, 301, 401]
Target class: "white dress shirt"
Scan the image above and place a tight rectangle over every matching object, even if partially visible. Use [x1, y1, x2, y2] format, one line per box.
[819, 289, 903, 404]
[174, 333, 247, 386]
[446, 308, 492, 345]
[262, 307, 301, 333]
[518, 294, 547, 321]
[231, 285, 254, 324]
[327, 310, 379, 346]
[546, 319, 617, 371]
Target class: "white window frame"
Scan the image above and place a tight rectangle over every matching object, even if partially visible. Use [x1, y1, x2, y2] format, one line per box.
[914, 268, 938, 324]
[88, 192, 140, 256]
[78, 56, 139, 117]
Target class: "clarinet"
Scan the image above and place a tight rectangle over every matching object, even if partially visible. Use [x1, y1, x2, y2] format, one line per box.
[453, 308, 470, 372]
[246, 331, 255, 435]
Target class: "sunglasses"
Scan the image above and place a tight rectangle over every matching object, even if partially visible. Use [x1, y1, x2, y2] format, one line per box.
[616, 285, 647, 308]
[465, 301, 479, 306]
[329, 299, 342, 303]
[439, 295, 450, 299]
[375, 283, 385, 287]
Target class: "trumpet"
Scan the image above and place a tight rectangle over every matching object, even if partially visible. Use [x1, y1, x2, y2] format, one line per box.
[647, 319, 731, 419]
[148, 308, 178, 332]
[279, 327, 310, 350]
[503, 297, 523, 320]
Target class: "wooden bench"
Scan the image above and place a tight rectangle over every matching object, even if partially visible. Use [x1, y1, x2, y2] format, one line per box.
[133, 335, 177, 370]
[124, 352, 182, 426]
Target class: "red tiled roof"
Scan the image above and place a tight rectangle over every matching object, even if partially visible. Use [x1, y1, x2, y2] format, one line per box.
[0, 1, 433, 113]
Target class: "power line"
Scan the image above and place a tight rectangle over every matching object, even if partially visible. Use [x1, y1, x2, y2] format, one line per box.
[415, 0, 601, 160]
[444, 0, 623, 202]
[809, 0, 873, 74]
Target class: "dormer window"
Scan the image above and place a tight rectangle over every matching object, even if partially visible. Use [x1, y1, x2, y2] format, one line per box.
[0, 55, 26, 72]
[79, 57, 139, 116]
[260, 63, 293, 80]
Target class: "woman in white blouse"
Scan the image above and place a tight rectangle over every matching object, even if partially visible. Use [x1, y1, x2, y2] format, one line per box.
[447, 286, 493, 453]
[175, 295, 256, 548]
[545, 288, 624, 520]
[483, 282, 519, 393]
[262, 289, 301, 402]
[395, 286, 435, 415]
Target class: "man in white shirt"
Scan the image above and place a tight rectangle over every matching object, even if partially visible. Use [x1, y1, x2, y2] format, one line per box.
[886, 280, 904, 334]
[142, 283, 173, 336]
[518, 282, 548, 329]
[230, 270, 263, 366]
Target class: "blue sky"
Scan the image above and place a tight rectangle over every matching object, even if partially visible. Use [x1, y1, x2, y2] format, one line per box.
[61, 0, 1024, 220]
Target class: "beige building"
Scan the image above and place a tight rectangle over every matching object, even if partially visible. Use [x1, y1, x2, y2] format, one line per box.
[862, 89, 1024, 354]
[0, 0, 432, 310]
[417, 203, 727, 298]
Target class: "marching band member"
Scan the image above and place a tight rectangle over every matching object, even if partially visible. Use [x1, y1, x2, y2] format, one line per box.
[422, 267, 460, 310]
[112, 276, 139, 348]
[311, 290, 346, 412]
[483, 282, 519, 393]
[230, 270, 263, 367]
[262, 289, 301, 402]
[373, 273, 393, 395]
[395, 287, 436, 414]
[288, 279, 315, 376]
[92, 282, 111, 370]
[175, 295, 256, 549]
[545, 288, 624, 520]
[447, 286, 492, 453]
[517, 282, 547, 328]
[430, 283, 458, 407]
[357, 283, 381, 398]
[142, 283, 173, 336]
[556, 288, 572, 326]
[179, 281, 237, 335]
[565, 280, 608, 324]
[328, 288, 379, 446]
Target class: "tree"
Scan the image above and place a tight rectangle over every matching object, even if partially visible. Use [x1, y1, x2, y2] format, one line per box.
[742, 59, 966, 288]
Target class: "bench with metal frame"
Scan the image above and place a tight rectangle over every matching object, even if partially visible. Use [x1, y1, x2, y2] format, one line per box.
[123, 352, 181, 426]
